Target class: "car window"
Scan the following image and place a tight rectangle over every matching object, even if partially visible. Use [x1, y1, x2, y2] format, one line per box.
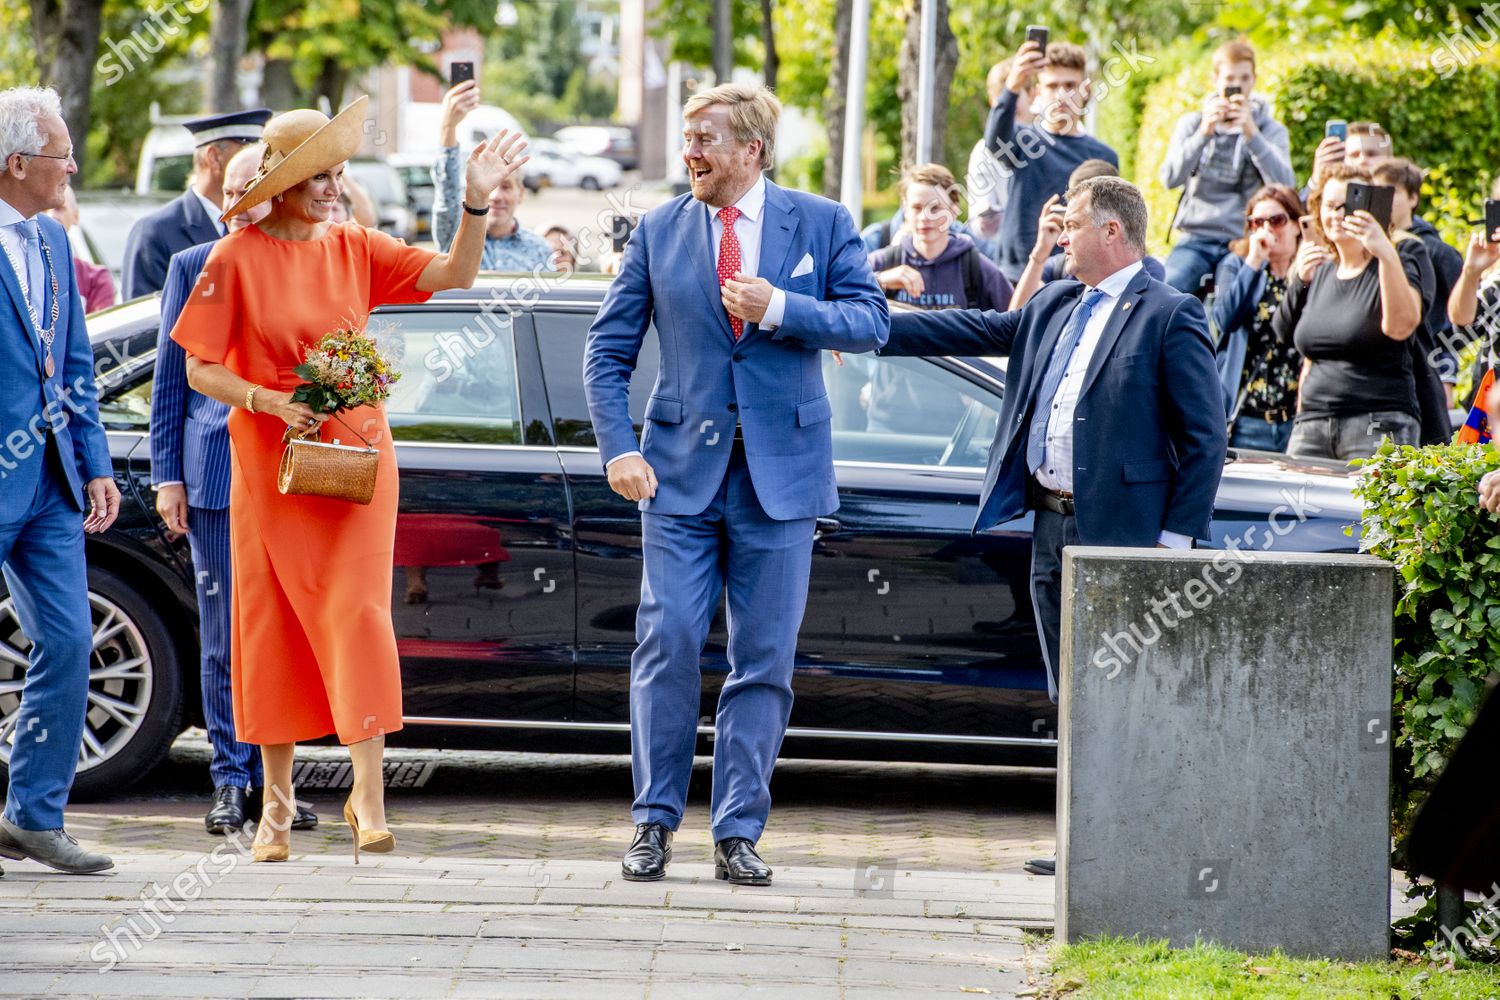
[98, 374, 152, 431]
[379, 309, 523, 445]
[824, 353, 1001, 467]
[534, 309, 660, 447]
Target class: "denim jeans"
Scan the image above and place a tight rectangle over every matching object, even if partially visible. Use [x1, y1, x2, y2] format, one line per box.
[1164, 236, 1230, 297]
[1286, 411, 1420, 461]
[1230, 414, 1294, 452]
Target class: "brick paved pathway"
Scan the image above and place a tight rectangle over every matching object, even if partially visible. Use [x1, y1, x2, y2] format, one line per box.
[1, 734, 1059, 998]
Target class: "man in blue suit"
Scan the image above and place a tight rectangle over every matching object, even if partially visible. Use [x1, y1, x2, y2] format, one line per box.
[0, 87, 120, 876]
[121, 109, 270, 300]
[151, 143, 318, 836]
[879, 176, 1227, 874]
[584, 84, 889, 886]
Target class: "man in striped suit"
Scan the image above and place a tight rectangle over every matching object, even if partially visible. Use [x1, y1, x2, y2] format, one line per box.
[151, 143, 318, 835]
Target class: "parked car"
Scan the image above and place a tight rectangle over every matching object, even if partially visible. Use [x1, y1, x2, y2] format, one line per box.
[523, 138, 622, 191]
[0, 280, 1364, 799]
[388, 153, 436, 241]
[134, 118, 196, 195]
[345, 159, 415, 242]
[553, 125, 639, 170]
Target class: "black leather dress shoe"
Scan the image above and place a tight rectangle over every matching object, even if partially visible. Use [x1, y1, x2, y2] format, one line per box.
[621, 822, 673, 881]
[205, 786, 249, 834]
[246, 788, 320, 831]
[714, 837, 772, 886]
[1024, 856, 1055, 876]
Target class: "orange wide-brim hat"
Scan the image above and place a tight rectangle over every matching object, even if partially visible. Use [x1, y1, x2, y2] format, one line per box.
[219, 95, 369, 223]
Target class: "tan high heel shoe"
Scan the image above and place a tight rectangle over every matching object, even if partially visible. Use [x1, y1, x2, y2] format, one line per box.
[251, 842, 289, 863]
[344, 796, 395, 865]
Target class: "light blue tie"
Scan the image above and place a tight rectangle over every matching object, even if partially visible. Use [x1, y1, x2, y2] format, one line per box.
[15, 219, 45, 324]
[1026, 287, 1106, 475]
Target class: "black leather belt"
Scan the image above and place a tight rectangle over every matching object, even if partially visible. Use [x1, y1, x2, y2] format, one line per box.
[1028, 478, 1075, 516]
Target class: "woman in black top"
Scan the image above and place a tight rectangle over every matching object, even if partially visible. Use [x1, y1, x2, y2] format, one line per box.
[1212, 184, 1306, 452]
[1272, 164, 1425, 460]
[1448, 181, 1500, 409]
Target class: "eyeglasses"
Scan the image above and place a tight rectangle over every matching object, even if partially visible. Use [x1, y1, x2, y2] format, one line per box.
[1247, 213, 1290, 230]
[17, 149, 74, 163]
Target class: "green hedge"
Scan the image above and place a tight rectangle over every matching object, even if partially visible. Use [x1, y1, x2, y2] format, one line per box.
[1129, 38, 1500, 255]
[1350, 441, 1500, 842]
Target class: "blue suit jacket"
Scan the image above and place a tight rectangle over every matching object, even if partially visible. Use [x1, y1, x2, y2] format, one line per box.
[0, 214, 111, 511]
[150, 240, 230, 509]
[584, 179, 890, 521]
[883, 266, 1227, 545]
[121, 191, 220, 300]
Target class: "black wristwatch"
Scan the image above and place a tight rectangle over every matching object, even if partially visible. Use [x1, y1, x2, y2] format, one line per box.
[463, 202, 490, 216]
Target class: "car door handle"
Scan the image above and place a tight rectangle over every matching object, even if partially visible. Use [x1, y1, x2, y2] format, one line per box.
[814, 517, 841, 539]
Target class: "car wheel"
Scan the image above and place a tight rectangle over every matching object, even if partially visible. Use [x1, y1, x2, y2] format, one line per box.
[581, 176, 600, 191]
[0, 565, 184, 801]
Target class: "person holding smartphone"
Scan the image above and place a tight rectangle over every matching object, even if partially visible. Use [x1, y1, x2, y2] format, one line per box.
[1272, 164, 1425, 460]
[1159, 40, 1295, 298]
[1211, 185, 1307, 452]
[432, 78, 553, 272]
[1448, 181, 1500, 411]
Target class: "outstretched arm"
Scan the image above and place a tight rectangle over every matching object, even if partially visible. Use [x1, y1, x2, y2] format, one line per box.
[880, 305, 1022, 359]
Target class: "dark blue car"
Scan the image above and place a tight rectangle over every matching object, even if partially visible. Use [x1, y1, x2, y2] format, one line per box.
[0, 276, 1364, 798]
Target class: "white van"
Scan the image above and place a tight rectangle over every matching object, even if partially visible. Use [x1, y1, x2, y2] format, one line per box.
[134, 113, 197, 195]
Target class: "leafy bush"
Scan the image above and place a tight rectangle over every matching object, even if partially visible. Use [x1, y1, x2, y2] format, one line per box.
[1129, 37, 1500, 255]
[1350, 440, 1500, 841]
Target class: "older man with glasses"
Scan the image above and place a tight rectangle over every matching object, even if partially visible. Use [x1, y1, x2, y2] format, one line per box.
[0, 85, 121, 877]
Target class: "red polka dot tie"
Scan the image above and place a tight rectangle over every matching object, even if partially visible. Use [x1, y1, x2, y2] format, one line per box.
[716, 205, 743, 339]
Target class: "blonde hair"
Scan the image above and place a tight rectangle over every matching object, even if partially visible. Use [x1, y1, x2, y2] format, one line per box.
[683, 83, 781, 169]
[1212, 39, 1256, 74]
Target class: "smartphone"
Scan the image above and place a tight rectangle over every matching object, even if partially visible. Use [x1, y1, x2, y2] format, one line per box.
[609, 214, 635, 253]
[1485, 199, 1500, 243]
[1026, 25, 1049, 52]
[1344, 181, 1394, 232]
[1223, 85, 1243, 98]
[1298, 215, 1317, 241]
[1325, 118, 1347, 142]
[449, 61, 475, 86]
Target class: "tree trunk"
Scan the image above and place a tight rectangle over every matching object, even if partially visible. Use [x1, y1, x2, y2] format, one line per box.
[759, 0, 778, 93]
[314, 58, 349, 114]
[821, 0, 853, 201]
[30, 0, 105, 185]
[896, 0, 957, 170]
[207, 0, 253, 112]
[261, 58, 299, 110]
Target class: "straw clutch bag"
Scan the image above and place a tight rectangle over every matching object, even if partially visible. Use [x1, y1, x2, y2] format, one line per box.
[278, 419, 379, 505]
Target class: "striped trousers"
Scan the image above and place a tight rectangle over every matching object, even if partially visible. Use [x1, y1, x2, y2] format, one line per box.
[188, 506, 260, 788]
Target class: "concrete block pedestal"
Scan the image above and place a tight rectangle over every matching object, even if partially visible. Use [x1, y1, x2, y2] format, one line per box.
[1056, 547, 1393, 961]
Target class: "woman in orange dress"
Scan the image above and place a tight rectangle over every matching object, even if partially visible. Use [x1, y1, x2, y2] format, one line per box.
[170, 97, 527, 862]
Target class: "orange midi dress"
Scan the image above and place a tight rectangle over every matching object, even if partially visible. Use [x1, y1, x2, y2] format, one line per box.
[170, 222, 438, 746]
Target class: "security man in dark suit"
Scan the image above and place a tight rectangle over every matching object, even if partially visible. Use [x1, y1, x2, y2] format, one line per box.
[120, 109, 271, 299]
[880, 176, 1228, 875]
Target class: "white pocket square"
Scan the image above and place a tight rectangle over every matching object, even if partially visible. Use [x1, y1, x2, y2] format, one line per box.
[790, 253, 814, 278]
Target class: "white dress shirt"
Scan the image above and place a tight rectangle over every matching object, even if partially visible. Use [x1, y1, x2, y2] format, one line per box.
[193, 187, 227, 237]
[1033, 260, 1190, 548]
[0, 196, 41, 337]
[606, 174, 789, 469]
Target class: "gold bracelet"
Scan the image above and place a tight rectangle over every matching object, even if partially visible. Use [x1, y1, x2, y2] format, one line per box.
[245, 384, 262, 412]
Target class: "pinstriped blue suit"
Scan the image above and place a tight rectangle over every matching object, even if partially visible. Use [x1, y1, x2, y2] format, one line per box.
[150, 240, 260, 789]
[0, 211, 110, 831]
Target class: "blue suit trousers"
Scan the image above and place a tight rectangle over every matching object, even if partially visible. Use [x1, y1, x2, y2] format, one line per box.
[187, 506, 260, 788]
[630, 444, 815, 843]
[1, 457, 92, 831]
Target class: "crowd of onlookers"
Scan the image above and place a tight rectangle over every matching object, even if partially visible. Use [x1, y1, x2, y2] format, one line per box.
[860, 36, 1500, 462]
[60, 37, 1500, 465]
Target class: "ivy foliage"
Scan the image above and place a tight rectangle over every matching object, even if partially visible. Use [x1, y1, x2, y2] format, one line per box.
[1350, 440, 1500, 839]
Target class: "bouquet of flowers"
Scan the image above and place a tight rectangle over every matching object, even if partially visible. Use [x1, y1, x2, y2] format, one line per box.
[290, 327, 402, 414]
